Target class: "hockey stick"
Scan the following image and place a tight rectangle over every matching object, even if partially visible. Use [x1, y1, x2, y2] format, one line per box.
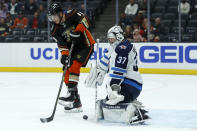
[95, 39, 99, 109]
[40, 43, 74, 123]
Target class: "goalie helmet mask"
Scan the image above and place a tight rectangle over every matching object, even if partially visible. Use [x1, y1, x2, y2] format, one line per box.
[107, 26, 124, 45]
[48, 2, 63, 22]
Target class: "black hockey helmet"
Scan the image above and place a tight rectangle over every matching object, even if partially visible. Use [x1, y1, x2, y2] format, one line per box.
[48, 2, 62, 21]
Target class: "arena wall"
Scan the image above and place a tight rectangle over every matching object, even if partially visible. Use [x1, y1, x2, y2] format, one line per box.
[0, 42, 197, 75]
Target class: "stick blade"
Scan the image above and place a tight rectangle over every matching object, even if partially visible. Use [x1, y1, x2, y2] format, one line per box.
[40, 117, 53, 123]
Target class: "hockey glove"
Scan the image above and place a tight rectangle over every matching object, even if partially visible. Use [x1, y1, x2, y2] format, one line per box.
[61, 55, 69, 66]
[106, 84, 124, 105]
[69, 31, 81, 44]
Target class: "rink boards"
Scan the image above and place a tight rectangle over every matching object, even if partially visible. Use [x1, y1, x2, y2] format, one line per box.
[0, 42, 197, 75]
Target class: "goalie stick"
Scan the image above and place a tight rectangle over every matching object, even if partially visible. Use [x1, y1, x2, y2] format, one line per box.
[95, 39, 99, 108]
[40, 43, 74, 123]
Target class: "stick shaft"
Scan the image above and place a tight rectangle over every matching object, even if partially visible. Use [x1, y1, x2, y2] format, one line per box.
[95, 39, 99, 107]
[40, 43, 74, 123]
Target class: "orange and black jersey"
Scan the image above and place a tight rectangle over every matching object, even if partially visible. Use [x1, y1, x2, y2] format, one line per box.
[50, 9, 95, 56]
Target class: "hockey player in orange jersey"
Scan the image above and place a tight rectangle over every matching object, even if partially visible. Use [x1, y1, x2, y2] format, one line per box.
[48, 2, 95, 112]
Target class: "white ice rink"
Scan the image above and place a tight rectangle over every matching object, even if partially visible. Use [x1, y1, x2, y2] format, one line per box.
[0, 72, 197, 131]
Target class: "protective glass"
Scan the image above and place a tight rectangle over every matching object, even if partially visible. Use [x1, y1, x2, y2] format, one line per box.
[48, 14, 59, 22]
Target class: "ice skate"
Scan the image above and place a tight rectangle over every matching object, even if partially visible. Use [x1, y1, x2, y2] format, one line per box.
[58, 91, 83, 113]
[129, 107, 150, 124]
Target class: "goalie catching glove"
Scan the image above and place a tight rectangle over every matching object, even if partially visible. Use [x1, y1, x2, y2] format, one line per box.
[85, 63, 106, 88]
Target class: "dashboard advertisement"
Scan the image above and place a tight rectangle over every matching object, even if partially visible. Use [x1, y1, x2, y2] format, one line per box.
[0, 42, 197, 74]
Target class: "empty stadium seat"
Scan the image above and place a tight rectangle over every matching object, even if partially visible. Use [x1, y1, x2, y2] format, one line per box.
[34, 36, 45, 42]
[171, 27, 185, 33]
[0, 36, 5, 42]
[174, 20, 187, 27]
[151, 13, 163, 19]
[186, 27, 197, 34]
[191, 4, 197, 13]
[191, 13, 197, 20]
[161, 19, 172, 27]
[191, 0, 197, 5]
[18, 36, 31, 42]
[154, 6, 165, 13]
[4, 36, 16, 42]
[182, 34, 194, 42]
[167, 6, 177, 13]
[169, 0, 179, 6]
[163, 27, 170, 34]
[188, 20, 197, 27]
[40, 29, 48, 36]
[167, 34, 178, 42]
[163, 13, 177, 20]
[150, 0, 157, 6]
[180, 14, 189, 20]
[159, 34, 168, 42]
[26, 30, 36, 36]
[12, 29, 23, 36]
[156, 0, 168, 5]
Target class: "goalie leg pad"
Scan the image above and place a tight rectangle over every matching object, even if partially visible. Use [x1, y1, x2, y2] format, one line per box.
[95, 100, 104, 120]
[84, 63, 97, 88]
[100, 99, 149, 124]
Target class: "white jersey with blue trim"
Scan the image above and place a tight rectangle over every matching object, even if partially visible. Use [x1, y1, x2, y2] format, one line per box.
[98, 40, 142, 87]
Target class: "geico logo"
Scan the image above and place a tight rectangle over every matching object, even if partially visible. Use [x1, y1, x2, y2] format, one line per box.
[30, 48, 59, 60]
[140, 46, 197, 63]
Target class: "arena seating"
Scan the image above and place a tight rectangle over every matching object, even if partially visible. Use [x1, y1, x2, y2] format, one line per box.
[1, 0, 108, 43]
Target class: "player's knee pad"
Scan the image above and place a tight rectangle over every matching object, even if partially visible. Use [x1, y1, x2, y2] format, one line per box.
[68, 60, 82, 83]
[64, 69, 70, 84]
[69, 60, 82, 74]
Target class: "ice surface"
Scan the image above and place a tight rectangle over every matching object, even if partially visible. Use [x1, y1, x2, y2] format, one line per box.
[0, 72, 197, 131]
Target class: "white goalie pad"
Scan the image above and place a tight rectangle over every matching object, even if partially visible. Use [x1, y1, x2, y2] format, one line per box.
[84, 63, 106, 88]
[100, 100, 137, 123]
[84, 63, 97, 88]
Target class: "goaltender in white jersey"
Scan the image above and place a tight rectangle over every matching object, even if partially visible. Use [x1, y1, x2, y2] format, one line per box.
[85, 25, 149, 124]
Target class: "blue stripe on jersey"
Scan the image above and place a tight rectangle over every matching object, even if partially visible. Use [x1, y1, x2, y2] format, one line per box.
[109, 74, 124, 79]
[123, 79, 142, 91]
[100, 59, 108, 67]
[104, 54, 110, 60]
[111, 67, 127, 73]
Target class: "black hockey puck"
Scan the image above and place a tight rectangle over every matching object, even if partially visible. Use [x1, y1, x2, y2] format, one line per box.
[83, 115, 88, 120]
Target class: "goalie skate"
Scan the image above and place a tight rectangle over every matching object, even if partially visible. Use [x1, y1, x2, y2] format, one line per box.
[129, 108, 150, 125]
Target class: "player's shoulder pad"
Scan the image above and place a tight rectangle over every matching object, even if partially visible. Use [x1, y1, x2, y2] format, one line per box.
[115, 40, 133, 54]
